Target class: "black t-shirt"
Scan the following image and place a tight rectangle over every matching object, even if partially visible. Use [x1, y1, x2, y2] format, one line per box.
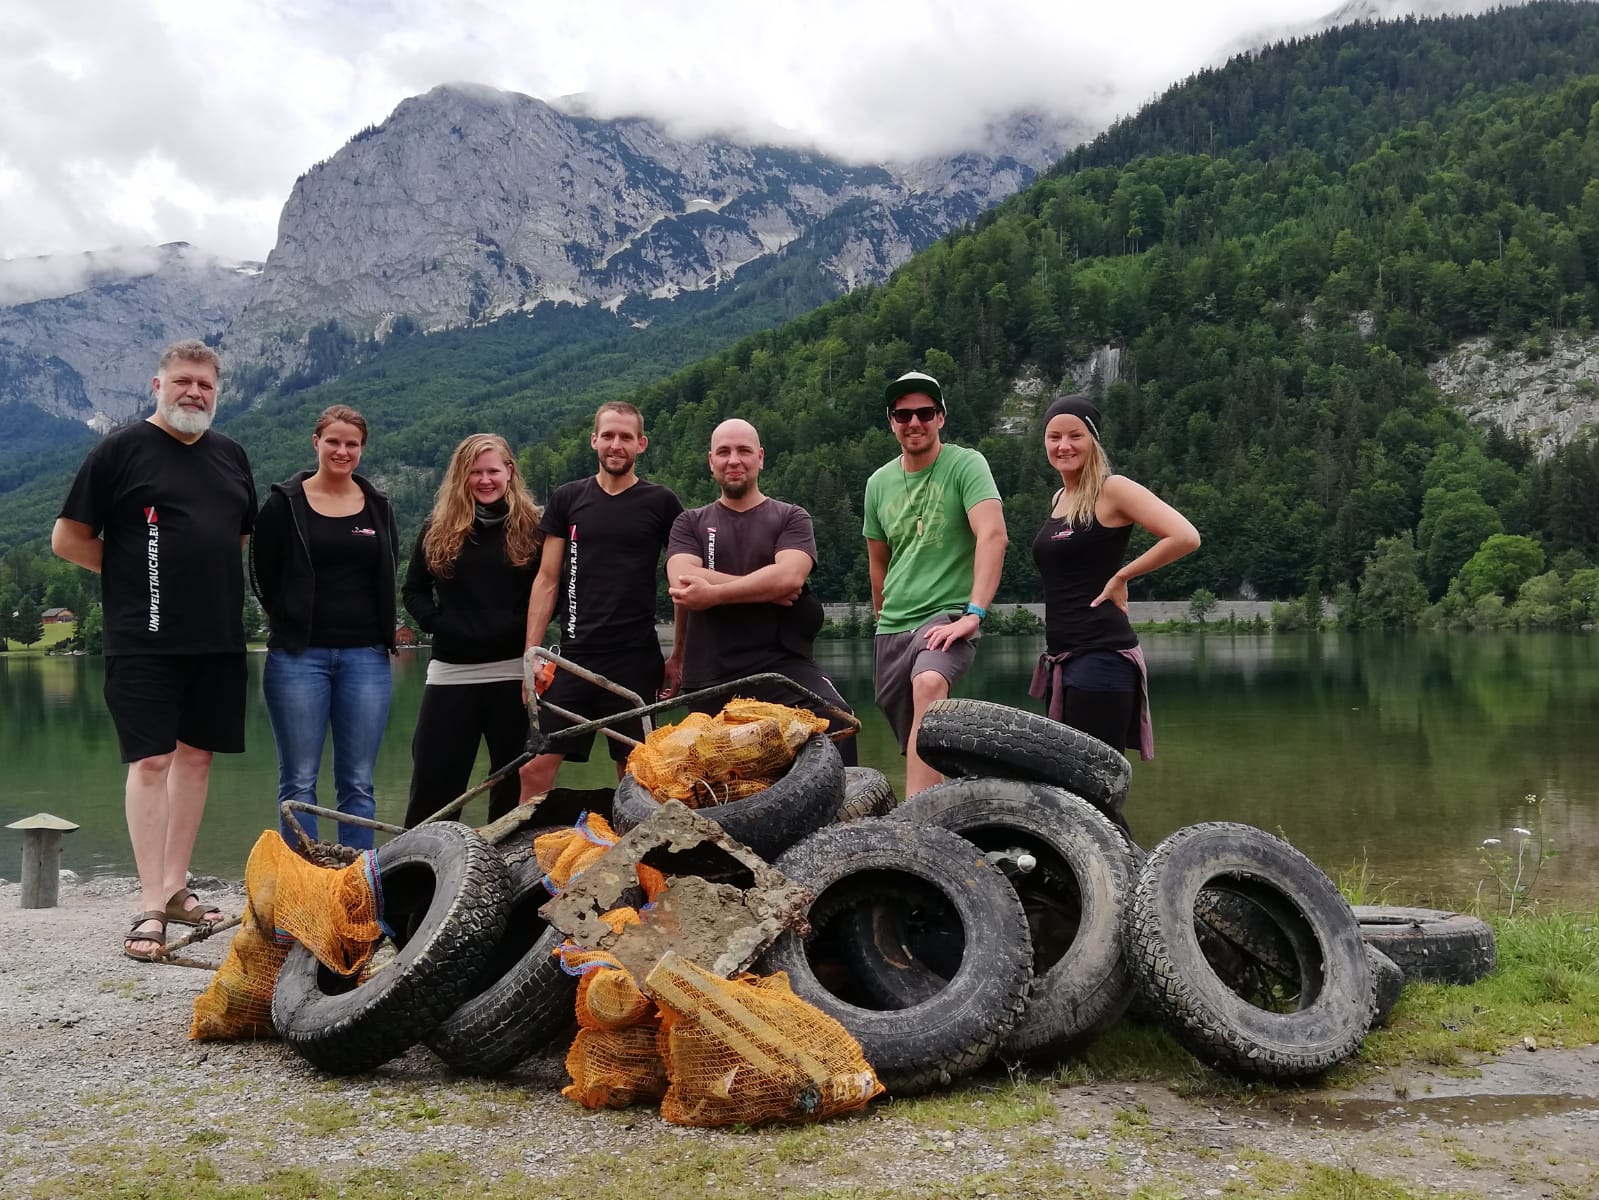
[667, 497, 822, 687]
[539, 477, 682, 653]
[59, 421, 257, 655]
[1032, 513, 1138, 656]
[308, 502, 386, 648]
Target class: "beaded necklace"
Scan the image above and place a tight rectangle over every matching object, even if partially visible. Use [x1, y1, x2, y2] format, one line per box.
[902, 447, 944, 538]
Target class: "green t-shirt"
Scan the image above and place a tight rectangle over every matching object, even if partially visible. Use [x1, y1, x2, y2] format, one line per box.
[862, 443, 1001, 634]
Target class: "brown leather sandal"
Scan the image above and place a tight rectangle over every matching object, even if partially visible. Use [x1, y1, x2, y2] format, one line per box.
[123, 912, 168, 962]
[165, 888, 225, 928]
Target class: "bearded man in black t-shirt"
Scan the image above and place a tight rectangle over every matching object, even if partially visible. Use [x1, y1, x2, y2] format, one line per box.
[52, 339, 257, 963]
[666, 418, 857, 765]
[518, 402, 685, 800]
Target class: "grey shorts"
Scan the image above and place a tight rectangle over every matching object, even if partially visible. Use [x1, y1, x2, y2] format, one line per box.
[873, 614, 978, 751]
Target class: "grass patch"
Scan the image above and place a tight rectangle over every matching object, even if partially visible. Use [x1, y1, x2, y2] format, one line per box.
[1242, 1157, 1480, 1198]
[0, 622, 76, 654]
[1360, 908, 1599, 1068]
[887, 1079, 1056, 1130]
[287, 1097, 362, 1136]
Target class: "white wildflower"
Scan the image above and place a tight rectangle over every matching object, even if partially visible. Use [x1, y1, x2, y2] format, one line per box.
[1513, 827, 1533, 836]
[1481, 838, 1502, 846]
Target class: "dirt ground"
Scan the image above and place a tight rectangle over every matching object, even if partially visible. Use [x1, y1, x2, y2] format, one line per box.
[1, 876, 1596, 1199]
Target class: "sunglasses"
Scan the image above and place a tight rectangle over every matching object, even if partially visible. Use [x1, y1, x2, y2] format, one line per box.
[889, 405, 941, 425]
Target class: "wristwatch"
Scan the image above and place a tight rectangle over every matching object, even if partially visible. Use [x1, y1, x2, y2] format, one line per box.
[965, 603, 987, 622]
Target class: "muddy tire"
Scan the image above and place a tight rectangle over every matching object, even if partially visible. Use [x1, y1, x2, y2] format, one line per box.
[868, 778, 1135, 1059]
[1123, 822, 1374, 1079]
[1351, 906, 1497, 985]
[915, 698, 1131, 809]
[272, 822, 511, 1074]
[611, 734, 843, 859]
[838, 766, 897, 822]
[757, 820, 1033, 1095]
[425, 859, 577, 1075]
[1366, 945, 1404, 1028]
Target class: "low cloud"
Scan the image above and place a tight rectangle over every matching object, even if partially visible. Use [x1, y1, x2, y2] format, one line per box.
[1, 0, 1527, 266]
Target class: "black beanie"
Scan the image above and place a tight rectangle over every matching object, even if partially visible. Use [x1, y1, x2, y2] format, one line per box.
[1044, 393, 1102, 441]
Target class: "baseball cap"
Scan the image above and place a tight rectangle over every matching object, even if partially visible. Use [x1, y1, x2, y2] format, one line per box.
[884, 370, 947, 412]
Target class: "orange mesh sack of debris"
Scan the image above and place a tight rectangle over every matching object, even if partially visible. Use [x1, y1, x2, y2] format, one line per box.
[564, 1018, 669, 1109]
[191, 830, 383, 1040]
[625, 712, 715, 801]
[718, 698, 829, 747]
[626, 702, 827, 805]
[648, 955, 883, 1127]
[534, 812, 619, 890]
[558, 906, 668, 1108]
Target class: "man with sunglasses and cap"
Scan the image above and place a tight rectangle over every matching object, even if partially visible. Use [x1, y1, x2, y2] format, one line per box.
[864, 369, 1006, 797]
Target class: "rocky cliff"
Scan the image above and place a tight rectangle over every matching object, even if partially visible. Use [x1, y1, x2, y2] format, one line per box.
[1428, 332, 1599, 457]
[0, 244, 260, 426]
[224, 85, 1079, 379]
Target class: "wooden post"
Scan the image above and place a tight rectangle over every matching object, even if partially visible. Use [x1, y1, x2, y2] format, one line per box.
[6, 813, 80, 909]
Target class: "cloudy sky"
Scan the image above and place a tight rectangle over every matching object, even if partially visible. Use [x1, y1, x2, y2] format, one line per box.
[1, 0, 1513, 269]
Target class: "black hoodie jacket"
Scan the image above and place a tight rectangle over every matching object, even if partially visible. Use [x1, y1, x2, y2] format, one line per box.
[401, 507, 540, 665]
[249, 471, 400, 653]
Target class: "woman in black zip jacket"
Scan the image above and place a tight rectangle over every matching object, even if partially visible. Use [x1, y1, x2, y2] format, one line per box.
[250, 405, 400, 850]
[401, 433, 542, 827]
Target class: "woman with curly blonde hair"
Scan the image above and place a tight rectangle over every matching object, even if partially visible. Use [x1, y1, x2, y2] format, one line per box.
[402, 434, 542, 825]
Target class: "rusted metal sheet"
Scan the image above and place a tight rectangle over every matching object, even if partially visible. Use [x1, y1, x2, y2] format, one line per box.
[539, 799, 811, 980]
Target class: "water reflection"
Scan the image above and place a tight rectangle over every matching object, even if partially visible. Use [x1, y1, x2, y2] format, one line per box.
[2, 633, 1595, 908]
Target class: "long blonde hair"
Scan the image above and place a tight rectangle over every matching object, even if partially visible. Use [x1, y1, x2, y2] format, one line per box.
[1054, 436, 1112, 529]
[423, 434, 542, 576]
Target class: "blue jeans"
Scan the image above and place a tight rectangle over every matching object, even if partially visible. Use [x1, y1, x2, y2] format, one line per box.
[263, 646, 393, 851]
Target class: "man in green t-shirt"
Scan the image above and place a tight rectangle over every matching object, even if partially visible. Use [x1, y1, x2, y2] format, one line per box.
[863, 370, 1007, 796]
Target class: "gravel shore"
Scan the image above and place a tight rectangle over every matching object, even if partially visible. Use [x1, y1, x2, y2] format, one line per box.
[2, 876, 1597, 1199]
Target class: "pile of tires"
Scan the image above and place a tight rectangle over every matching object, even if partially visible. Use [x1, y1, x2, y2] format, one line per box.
[272, 821, 578, 1076]
[270, 708, 1497, 1091]
[272, 739, 864, 1079]
[754, 699, 1496, 1091]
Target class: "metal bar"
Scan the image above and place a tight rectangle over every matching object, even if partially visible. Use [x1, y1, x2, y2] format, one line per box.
[279, 801, 406, 837]
[526, 647, 652, 739]
[536, 698, 642, 747]
[526, 648, 861, 746]
[416, 748, 533, 827]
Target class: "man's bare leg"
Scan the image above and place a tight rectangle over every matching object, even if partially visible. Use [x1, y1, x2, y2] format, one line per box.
[124, 751, 176, 955]
[904, 669, 952, 797]
[161, 741, 214, 913]
[518, 752, 565, 804]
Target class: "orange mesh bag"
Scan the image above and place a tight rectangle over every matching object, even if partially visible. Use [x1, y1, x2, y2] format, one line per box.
[576, 965, 654, 1030]
[557, 904, 668, 1108]
[563, 1019, 669, 1109]
[691, 716, 796, 784]
[648, 955, 883, 1127]
[625, 712, 716, 801]
[719, 699, 830, 746]
[625, 702, 827, 807]
[533, 812, 619, 890]
[191, 831, 382, 1039]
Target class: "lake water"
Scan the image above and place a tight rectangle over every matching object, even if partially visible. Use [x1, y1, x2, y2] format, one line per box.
[3, 633, 1596, 909]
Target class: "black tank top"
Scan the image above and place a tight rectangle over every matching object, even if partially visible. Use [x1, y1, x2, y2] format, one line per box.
[1032, 509, 1138, 656]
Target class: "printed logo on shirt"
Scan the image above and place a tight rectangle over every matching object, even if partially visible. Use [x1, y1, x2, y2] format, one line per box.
[565, 523, 579, 638]
[706, 526, 717, 570]
[145, 509, 161, 632]
[1050, 527, 1074, 540]
[351, 526, 376, 536]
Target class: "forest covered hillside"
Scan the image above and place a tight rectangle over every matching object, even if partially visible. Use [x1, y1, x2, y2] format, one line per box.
[6, 3, 1599, 636]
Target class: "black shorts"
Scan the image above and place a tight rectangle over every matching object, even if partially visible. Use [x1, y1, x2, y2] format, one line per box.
[535, 647, 664, 763]
[103, 652, 248, 763]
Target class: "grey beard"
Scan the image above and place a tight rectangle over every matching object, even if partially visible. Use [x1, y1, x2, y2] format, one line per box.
[160, 400, 215, 436]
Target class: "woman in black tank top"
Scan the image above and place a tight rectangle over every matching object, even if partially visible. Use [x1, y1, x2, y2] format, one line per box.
[1030, 394, 1200, 832]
